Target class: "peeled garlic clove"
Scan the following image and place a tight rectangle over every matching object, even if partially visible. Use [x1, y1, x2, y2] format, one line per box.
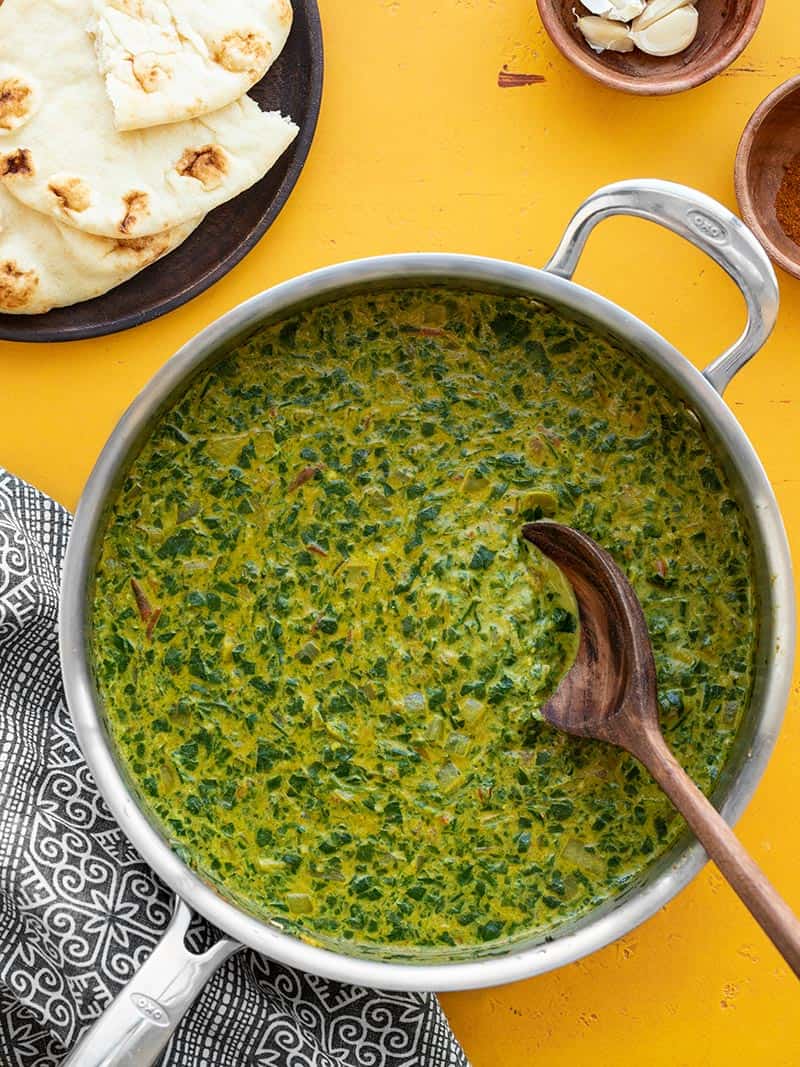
[577, 15, 635, 52]
[632, 4, 698, 55]
[631, 0, 693, 32]
[580, 0, 645, 22]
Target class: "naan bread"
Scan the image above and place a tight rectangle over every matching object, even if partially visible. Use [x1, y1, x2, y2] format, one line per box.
[89, 0, 293, 131]
[0, 63, 40, 133]
[0, 0, 298, 239]
[0, 183, 200, 314]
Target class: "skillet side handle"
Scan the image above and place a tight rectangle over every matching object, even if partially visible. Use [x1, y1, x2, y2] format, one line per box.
[62, 900, 239, 1067]
[544, 179, 779, 395]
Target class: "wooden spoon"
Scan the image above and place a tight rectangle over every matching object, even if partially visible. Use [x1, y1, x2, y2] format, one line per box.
[522, 520, 800, 977]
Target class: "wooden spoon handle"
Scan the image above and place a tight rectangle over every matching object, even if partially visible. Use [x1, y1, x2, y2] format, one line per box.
[635, 731, 800, 978]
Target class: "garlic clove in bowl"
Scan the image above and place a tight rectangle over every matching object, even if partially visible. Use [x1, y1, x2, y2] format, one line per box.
[577, 14, 635, 51]
[632, 4, 698, 55]
[631, 0, 694, 31]
[580, 0, 645, 22]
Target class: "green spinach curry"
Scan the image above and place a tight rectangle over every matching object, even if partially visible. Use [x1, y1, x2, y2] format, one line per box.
[92, 288, 756, 953]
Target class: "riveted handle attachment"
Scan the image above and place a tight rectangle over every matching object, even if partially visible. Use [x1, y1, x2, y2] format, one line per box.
[545, 179, 779, 395]
[62, 899, 239, 1067]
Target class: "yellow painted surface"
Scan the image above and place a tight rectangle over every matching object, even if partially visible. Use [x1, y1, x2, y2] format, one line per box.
[1, 1, 799, 1063]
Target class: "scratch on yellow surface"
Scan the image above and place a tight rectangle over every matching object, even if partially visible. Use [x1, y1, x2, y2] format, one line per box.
[0, 1, 799, 1064]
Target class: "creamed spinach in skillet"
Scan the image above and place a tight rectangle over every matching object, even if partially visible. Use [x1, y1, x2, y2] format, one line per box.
[92, 289, 756, 952]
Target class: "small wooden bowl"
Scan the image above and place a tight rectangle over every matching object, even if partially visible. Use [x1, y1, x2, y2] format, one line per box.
[736, 76, 800, 281]
[537, 0, 764, 96]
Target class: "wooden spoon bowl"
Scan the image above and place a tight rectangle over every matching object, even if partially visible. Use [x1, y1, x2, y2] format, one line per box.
[523, 521, 800, 977]
[537, 0, 764, 95]
[735, 76, 800, 281]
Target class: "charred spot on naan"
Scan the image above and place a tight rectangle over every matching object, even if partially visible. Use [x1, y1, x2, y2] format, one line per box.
[119, 190, 150, 234]
[0, 260, 38, 311]
[213, 31, 272, 77]
[0, 77, 36, 132]
[176, 145, 229, 191]
[0, 149, 34, 179]
[131, 53, 172, 93]
[48, 176, 92, 214]
[112, 231, 171, 265]
[108, 0, 147, 15]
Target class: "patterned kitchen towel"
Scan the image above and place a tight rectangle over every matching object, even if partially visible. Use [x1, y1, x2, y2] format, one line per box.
[0, 470, 469, 1067]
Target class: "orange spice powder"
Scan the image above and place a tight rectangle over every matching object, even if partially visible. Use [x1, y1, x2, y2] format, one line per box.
[775, 152, 800, 246]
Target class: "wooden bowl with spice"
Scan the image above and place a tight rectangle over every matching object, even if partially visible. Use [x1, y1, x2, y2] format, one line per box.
[736, 76, 800, 281]
[537, 0, 765, 96]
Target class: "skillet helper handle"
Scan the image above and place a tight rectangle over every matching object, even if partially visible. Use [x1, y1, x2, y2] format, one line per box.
[62, 899, 240, 1067]
[545, 179, 779, 395]
[632, 730, 800, 979]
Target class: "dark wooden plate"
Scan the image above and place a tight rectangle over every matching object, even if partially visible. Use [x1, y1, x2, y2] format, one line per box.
[0, 0, 323, 343]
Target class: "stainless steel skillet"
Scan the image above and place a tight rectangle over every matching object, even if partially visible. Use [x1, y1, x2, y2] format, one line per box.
[60, 180, 795, 1065]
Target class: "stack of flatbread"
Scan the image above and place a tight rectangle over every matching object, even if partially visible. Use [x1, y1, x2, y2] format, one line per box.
[0, 0, 297, 315]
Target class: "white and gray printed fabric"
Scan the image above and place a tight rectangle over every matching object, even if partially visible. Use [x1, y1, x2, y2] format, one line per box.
[0, 470, 469, 1066]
